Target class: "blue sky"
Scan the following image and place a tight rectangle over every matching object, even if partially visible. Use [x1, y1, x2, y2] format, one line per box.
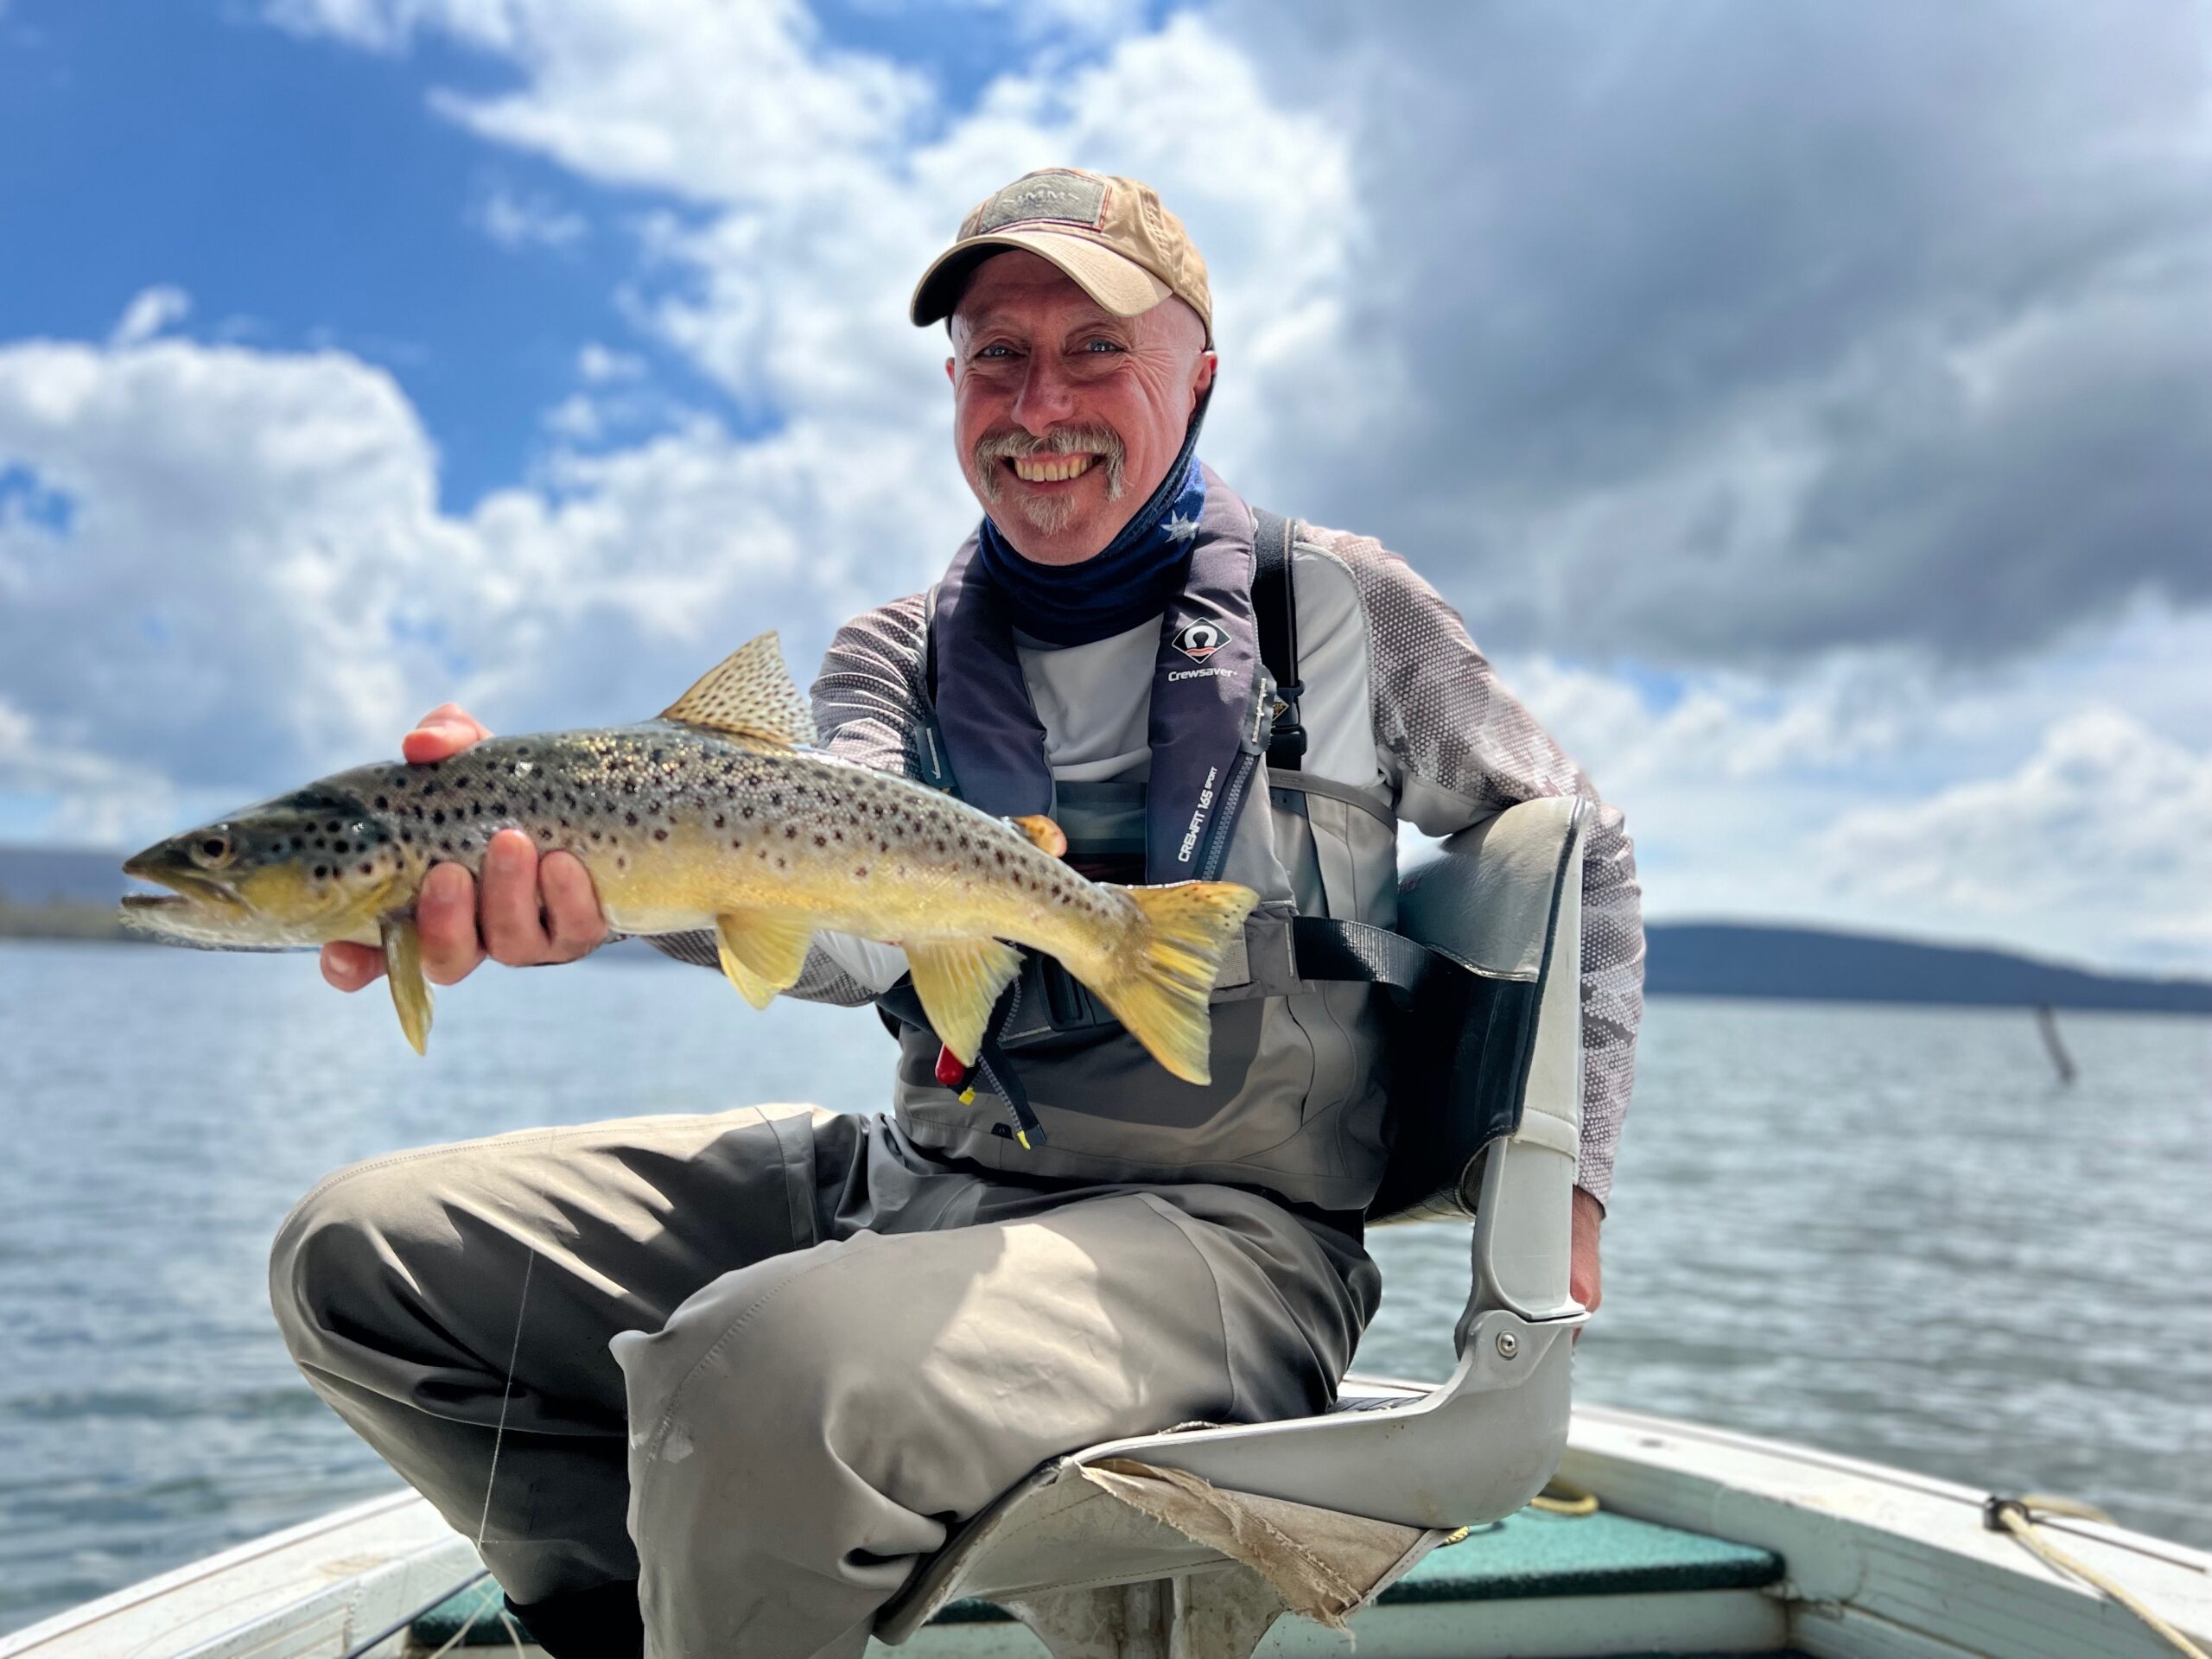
[1, 0, 2207, 972]
[3, 2, 728, 506]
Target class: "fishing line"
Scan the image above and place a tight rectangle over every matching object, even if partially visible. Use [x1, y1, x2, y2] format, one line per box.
[477, 1245, 537, 1551]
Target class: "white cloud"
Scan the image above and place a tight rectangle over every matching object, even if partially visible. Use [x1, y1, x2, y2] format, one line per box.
[474, 185, 587, 250]
[0, 696, 180, 845]
[107, 286, 191, 349]
[1816, 709, 2212, 968]
[0, 326, 975, 839]
[576, 342, 644, 383]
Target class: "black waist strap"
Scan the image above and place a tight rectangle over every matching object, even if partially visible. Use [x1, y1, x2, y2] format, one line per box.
[1286, 916, 1440, 1001]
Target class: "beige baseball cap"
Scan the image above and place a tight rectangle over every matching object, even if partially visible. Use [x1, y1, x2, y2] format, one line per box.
[910, 168, 1213, 345]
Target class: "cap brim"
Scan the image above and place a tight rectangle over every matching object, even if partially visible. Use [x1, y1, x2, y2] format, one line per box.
[910, 230, 1173, 327]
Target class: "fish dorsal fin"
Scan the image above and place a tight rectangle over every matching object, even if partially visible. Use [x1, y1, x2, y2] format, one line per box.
[658, 632, 817, 747]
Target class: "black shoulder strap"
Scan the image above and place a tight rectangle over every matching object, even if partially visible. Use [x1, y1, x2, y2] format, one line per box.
[1249, 507, 1306, 770]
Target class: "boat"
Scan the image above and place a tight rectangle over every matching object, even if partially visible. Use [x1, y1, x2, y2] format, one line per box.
[9, 804, 2203, 1658]
[4, 1396, 2204, 1658]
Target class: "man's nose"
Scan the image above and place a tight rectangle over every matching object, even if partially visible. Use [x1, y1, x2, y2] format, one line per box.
[1010, 355, 1079, 432]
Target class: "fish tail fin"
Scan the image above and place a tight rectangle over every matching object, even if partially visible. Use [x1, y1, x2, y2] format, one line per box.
[1088, 881, 1259, 1085]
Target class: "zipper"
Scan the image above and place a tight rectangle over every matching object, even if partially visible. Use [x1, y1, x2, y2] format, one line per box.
[1195, 677, 1272, 881]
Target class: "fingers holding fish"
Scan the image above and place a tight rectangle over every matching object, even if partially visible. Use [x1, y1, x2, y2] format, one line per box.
[538, 850, 607, 962]
[480, 831, 606, 966]
[320, 939, 385, 992]
[418, 861, 486, 985]
[400, 703, 492, 766]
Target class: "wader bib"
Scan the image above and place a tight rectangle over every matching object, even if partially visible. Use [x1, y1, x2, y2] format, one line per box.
[876, 473, 1406, 1212]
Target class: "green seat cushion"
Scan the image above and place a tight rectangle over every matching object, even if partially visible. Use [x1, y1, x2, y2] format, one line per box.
[1382, 1508, 1783, 1602]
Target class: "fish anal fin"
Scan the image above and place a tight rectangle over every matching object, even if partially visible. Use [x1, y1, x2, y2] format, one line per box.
[659, 632, 818, 747]
[1008, 814, 1067, 858]
[381, 915, 434, 1056]
[906, 938, 1023, 1066]
[713, 909, 816, 1009]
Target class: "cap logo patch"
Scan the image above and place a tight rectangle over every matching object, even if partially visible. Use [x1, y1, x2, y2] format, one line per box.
[976, 172, 1108, 234]
[1172, 620, 1227, 663]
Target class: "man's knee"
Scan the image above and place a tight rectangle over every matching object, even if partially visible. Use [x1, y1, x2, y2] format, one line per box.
[620, 1241, 974, 1514]
[268, 1155, 437, 1369]
[617, 1242, 887, 1461]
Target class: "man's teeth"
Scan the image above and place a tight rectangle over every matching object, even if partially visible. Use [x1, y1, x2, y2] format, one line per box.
[1011, 454, 1096, 483]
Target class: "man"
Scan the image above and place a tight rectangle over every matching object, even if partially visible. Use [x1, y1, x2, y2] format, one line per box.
[276, 168, 1643, 1659]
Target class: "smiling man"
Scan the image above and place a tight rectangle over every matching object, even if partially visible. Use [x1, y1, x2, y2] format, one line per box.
[271, 168, 1643, 1659]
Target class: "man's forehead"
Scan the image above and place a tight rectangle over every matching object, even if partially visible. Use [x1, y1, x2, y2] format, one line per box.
[951, 252, 1128, 333]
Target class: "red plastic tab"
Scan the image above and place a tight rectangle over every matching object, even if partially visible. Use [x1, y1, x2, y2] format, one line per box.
[933, 1044, 969, 1090]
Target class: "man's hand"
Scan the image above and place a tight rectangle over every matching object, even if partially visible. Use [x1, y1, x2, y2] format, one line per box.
[1571, 1185, 1603, 1324]
[319, 703, 607, 993]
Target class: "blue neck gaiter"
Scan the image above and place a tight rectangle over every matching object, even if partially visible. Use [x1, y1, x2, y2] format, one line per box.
[976, 442, 1209, 649]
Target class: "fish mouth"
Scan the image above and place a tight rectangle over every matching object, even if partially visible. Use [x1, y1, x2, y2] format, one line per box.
[120, 860, 245, 912]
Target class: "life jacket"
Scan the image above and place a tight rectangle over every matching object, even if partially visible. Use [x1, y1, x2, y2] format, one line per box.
[874, 474, 1433, 1212]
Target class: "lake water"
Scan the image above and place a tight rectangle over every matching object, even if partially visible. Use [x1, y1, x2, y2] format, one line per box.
[1, 939, 2207, 1635]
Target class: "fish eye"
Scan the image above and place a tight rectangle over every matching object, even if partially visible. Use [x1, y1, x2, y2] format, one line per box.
[190, 831, 235, 869]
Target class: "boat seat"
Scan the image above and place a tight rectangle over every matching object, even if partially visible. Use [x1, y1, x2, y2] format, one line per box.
[870, 797, 1594, 1659]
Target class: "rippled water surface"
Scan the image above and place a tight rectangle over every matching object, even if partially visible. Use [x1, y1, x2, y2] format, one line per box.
[1, 940, 2207, 1634]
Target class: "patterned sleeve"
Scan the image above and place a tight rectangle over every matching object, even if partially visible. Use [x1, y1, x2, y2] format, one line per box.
[641, 595, 933, 1006]
[1318, 528, 1646, 1211]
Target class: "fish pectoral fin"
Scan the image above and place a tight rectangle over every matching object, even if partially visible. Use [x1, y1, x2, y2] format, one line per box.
[1007, 814, 1067, 858]
[713, 910, 816, 1009]
[906, 938, 1023, 1066]
[659, 632, 818, 748]
[381, 915, 434, 1056]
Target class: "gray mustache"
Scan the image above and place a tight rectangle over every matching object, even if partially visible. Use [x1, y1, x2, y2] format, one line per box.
[972, 426, 1128, 505]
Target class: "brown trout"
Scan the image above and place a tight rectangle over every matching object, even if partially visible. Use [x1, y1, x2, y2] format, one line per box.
[121, 632, 1258, 1083]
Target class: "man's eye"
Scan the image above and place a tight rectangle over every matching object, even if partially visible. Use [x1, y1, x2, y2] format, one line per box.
[1083, 339, 1124, 353]
[976, 344, 1015, 359]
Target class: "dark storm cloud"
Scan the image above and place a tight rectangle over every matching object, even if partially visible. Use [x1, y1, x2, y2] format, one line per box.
[1227, 0, 2212, 664]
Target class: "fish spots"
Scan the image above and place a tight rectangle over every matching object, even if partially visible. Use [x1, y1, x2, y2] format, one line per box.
[374, 796, 389, 810]
[653, 828, 669, 842]
[812, 834, 826, 849]
[431, 810, 446, 825]
[313, 865, 330, 880]
[785, 825, 798, 840]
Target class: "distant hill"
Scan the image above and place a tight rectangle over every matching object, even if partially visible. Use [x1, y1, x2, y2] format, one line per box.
[1647, 922, 2212, 1015]
[0, 844, 143, 906]
[5, 844, 2209, 1012]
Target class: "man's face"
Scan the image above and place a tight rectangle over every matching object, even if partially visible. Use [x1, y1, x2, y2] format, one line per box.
[948, 250, 1215, 567]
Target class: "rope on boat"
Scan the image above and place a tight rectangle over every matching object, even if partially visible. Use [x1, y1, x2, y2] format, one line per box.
[1529, 1478, 1599, 1516]
[334, 1567, 489, 1659]
[1985, 1494, 2209, 1659]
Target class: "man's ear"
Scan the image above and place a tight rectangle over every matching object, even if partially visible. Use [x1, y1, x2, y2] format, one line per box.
[1191, 350, 1217, 407]
[944, 357, 957, 385]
